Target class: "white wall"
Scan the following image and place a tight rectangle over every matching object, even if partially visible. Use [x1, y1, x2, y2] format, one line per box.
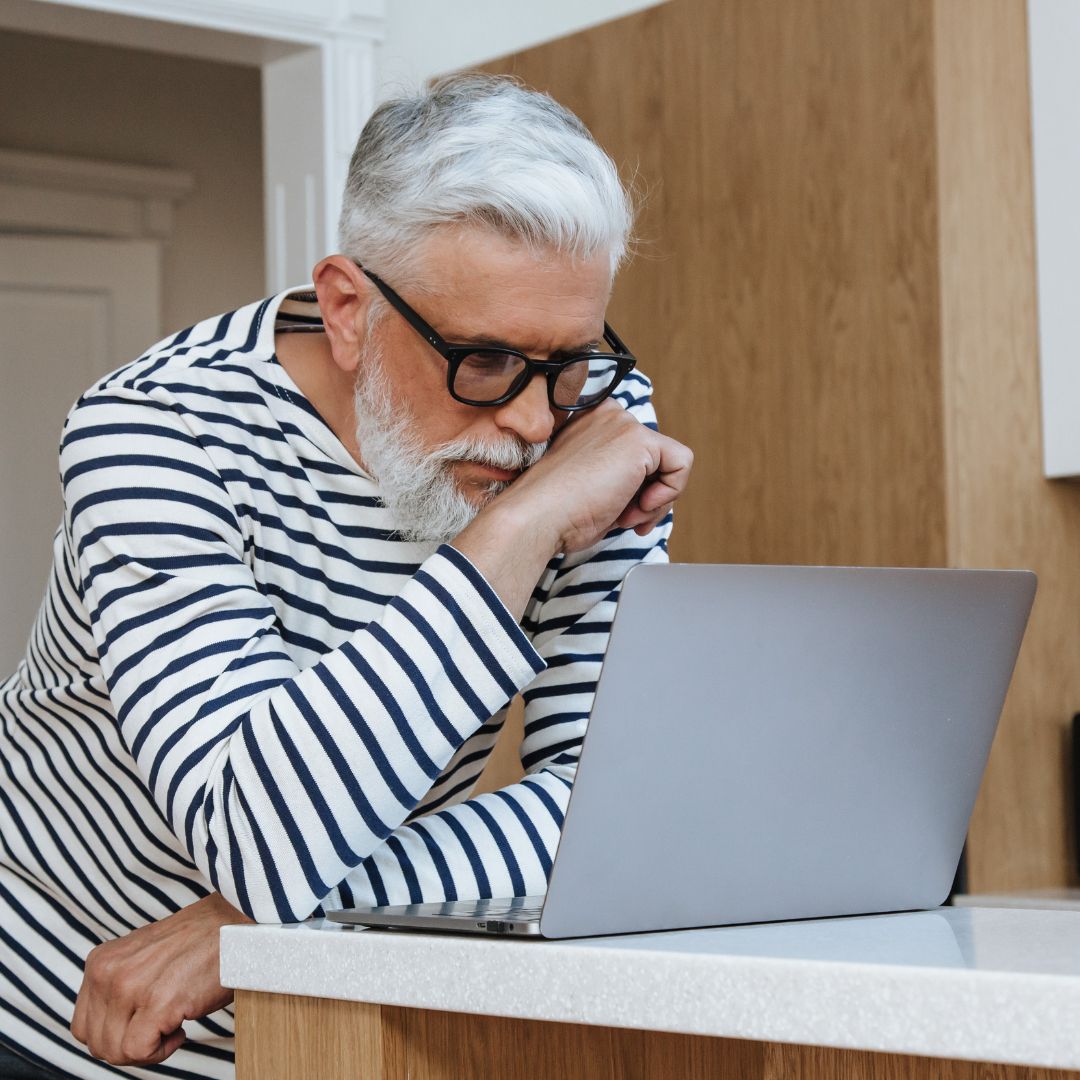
[1028, 0, 1080, 478]
[378, 0, 666, 89]
[0, 27, 265, 332]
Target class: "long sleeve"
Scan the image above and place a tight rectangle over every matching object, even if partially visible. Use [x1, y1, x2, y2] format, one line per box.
[0, 288, 671, 1079]
[331, 370, 671, 907]
[59, 386, 545, 923]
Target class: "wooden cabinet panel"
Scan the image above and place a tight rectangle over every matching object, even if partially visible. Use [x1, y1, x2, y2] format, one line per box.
[235, 991, 1077, 1079]
[477, 0, 1075, 891]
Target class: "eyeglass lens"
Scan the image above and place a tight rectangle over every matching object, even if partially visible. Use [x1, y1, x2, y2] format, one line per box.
[453, 352, 623, 408]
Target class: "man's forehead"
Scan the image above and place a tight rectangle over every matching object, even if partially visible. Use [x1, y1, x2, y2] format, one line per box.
[409, 230, 611, 352]
[431, 310, 605, 357]
[442, 321, 603, 352]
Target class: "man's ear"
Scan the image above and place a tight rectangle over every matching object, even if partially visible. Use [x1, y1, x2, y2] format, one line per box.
[313, 256, 375, 375]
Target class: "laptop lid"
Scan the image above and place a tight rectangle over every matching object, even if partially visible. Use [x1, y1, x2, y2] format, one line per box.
[537, 563, 1035, 939]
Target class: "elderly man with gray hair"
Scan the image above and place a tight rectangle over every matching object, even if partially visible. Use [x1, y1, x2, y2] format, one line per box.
[0, 74, 692, 1078]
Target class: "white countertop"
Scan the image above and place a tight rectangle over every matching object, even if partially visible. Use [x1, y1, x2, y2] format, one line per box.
[220, 906, 1080, 1070]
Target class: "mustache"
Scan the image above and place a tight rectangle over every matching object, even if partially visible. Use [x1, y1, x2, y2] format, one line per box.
[428, 435, 548, 472]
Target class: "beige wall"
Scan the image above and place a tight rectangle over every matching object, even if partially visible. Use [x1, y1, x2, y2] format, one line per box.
[0, 28, 265, 335]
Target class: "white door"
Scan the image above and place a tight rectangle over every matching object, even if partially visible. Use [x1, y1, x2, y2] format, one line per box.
[0, 235, 161, 675]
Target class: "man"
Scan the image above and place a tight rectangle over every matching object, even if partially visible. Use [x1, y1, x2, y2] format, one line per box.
[0, 74, 691, 1078]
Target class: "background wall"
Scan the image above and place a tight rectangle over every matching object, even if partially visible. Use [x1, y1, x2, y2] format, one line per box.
[0, 27, 265, 674]
[933, 0, 1080, 893]
[1028, 0, 1080, 478]
[0, 27, 264, 334]
[1, 1, 1074, 895]
[377, 0, 667, 91]
[479, 0, 1080, 894]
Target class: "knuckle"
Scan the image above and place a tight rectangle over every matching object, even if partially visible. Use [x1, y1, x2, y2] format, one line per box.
[86, 946, 117, 980]
[147, 989, 181, 1019]
[118, 976, 147, 1005]
[119, 1033, 150, 1063]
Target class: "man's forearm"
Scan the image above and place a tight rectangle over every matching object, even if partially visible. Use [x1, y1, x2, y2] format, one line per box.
[452, 501, 561, 621]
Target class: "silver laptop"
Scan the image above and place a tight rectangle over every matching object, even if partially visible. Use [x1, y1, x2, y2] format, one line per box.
[328, 563, 1036, 939]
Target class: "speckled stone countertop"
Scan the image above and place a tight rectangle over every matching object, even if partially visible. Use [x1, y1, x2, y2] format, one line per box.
[220, 907, 1080, 1069]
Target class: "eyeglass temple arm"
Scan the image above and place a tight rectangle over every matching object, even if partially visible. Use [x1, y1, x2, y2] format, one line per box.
[360, 266, 452, 355]
[603, 322, 633, 358]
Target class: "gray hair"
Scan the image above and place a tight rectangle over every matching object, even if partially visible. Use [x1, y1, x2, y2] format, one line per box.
[337, 73, 634, 285]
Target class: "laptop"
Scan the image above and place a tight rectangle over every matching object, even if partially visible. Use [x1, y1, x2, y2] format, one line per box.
[328, 563, 1036, 939]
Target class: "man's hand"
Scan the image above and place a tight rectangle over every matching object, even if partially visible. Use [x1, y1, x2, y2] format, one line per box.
[507, 399, 692, 553]
[71, 893, 252, 1067]
[455, 400, 692, 618]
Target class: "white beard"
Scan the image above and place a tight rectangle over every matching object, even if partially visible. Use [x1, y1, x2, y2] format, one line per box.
[352, 337, 548, 544]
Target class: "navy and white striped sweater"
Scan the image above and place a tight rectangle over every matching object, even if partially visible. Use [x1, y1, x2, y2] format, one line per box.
[0, 287, 670, 1079]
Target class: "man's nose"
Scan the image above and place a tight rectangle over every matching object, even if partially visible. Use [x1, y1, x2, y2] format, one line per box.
[492, 373, 556, 445]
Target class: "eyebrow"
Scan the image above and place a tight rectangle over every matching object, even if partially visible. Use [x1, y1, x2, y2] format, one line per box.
[451, 335, 603, 358]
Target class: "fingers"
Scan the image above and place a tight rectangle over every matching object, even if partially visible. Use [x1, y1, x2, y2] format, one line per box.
[123, 1008, 186, 1065]
[616, 499, 674, 535]
[71, 895, 245, 1068]
[497, 392, 694, 555]
[72, 944, 131, 1064]
[146, 1029, 188, 1065]
[73, 940, 182, 1066]
[638, 478, 681, 513]
[635, 502, 675, 535]
[83, 967, 136, 1065]
[81, 989, 185, 1066]
[615, 432, 692, 535]
[70, 977, 88, 1045]
[644, 436, 694, 508]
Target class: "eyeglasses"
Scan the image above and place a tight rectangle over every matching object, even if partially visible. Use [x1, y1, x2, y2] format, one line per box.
[359, 265, 636, 412]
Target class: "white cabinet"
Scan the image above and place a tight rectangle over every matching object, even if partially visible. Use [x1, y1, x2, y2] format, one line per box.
[1029, 0, 1080, 478]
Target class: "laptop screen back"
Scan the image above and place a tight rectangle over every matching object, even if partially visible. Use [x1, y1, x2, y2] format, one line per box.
[539, 564, 1035, 939]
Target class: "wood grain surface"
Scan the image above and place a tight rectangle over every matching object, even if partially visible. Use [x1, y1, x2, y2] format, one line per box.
[476, 0, 1079, 890]
[485, 0, 947, 571]
[472, 697, 524, 796]
[933, 0, 1078, 890]
[235, 991, 389, 1080]
[235, 991, 1077, 1079]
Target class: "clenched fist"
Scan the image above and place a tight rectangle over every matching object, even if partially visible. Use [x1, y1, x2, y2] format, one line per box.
[71, 893, 251, 1067]
[455, 401, 692, 618]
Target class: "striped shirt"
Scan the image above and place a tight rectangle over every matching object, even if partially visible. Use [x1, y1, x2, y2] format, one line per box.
[0, 287, 670, 1079]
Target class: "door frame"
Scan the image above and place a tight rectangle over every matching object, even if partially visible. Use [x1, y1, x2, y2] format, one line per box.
[1, 0, 386, 291]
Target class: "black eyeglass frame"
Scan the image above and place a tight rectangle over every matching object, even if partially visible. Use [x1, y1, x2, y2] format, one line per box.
[360, 266, 637, 412]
